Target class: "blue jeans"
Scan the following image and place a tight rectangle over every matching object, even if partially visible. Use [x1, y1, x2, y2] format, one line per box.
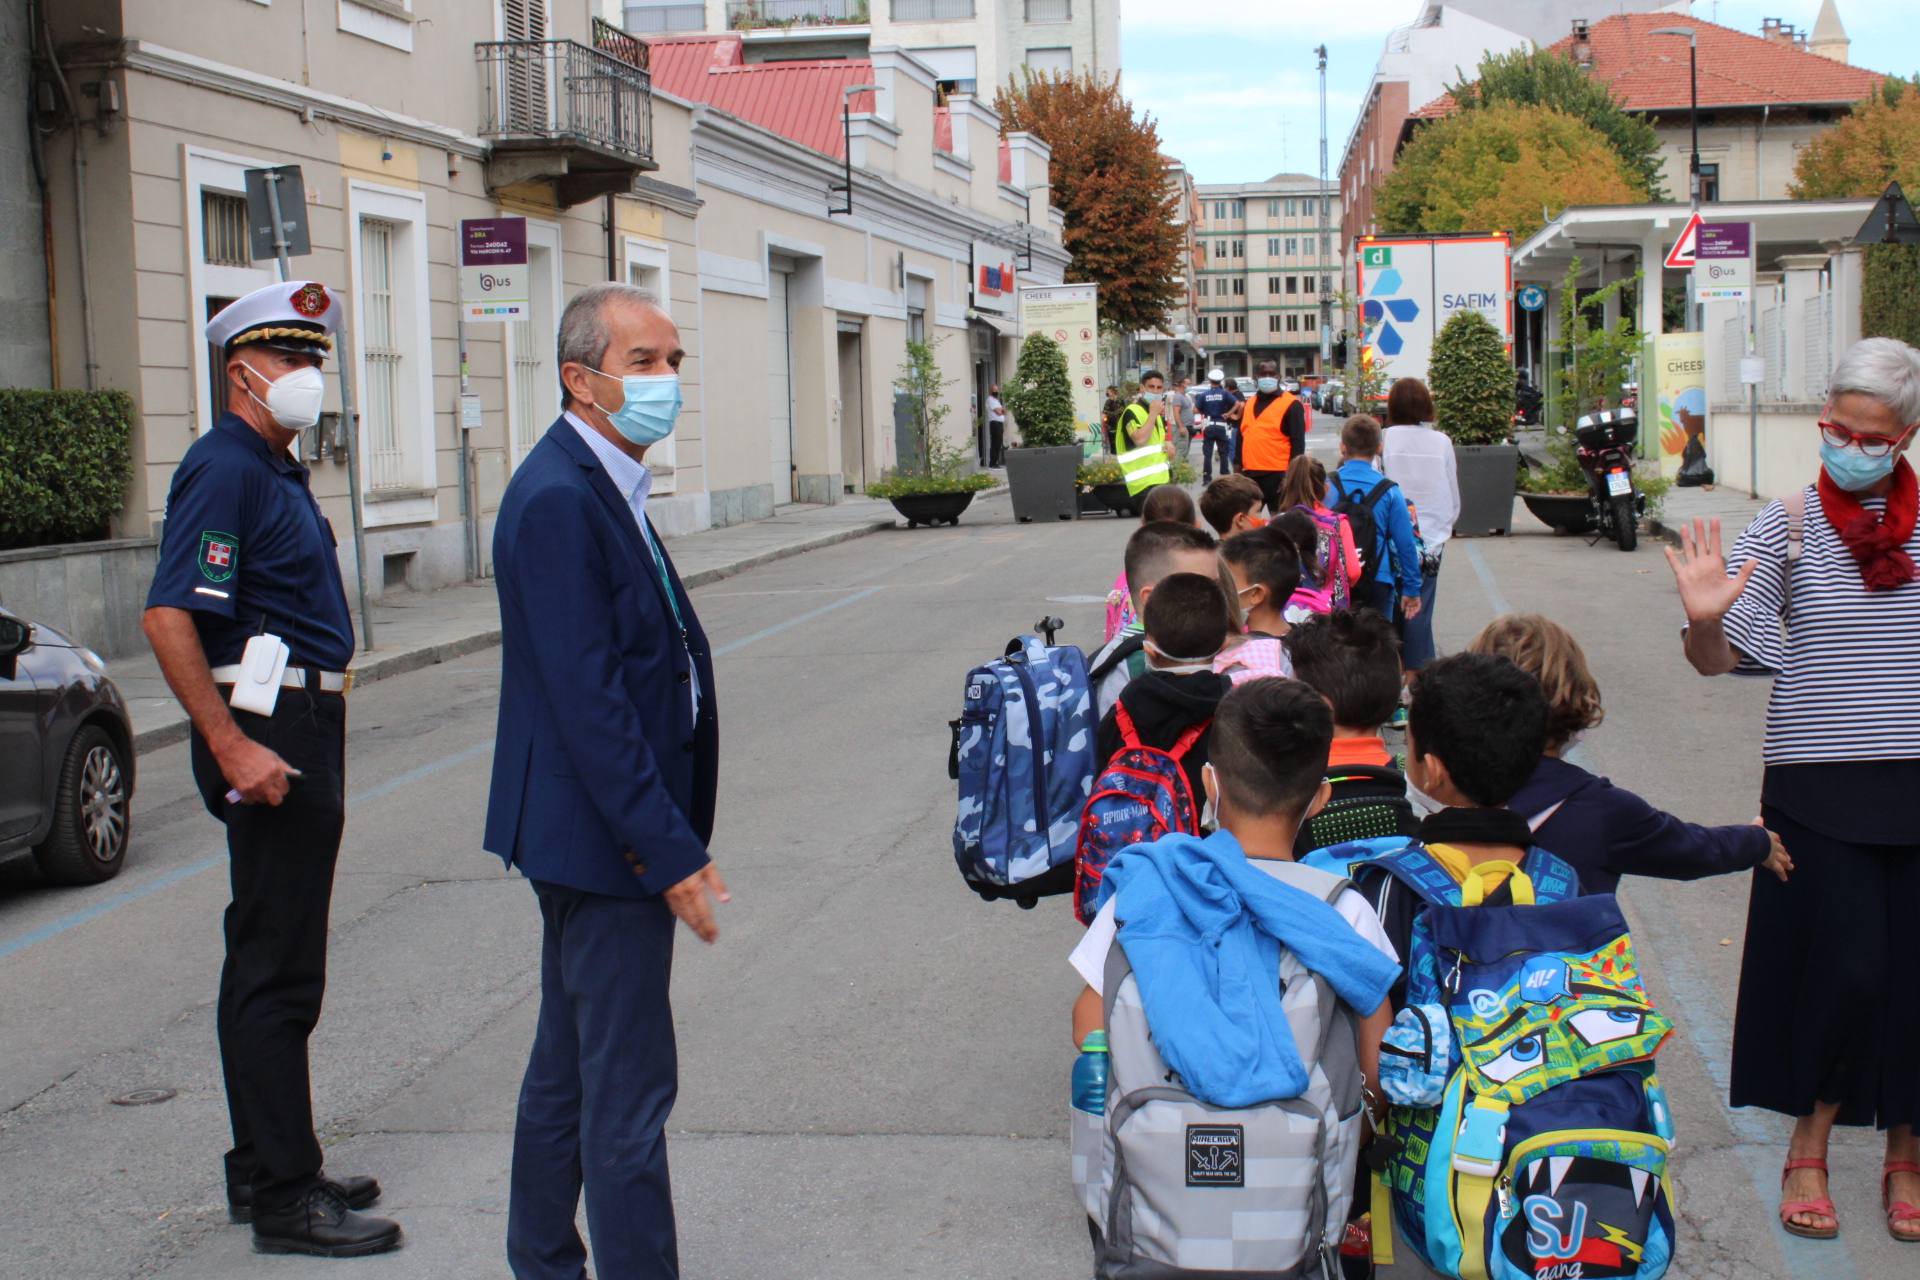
[1399, 550, 1442, 670]
[509, 881, 681, 1280]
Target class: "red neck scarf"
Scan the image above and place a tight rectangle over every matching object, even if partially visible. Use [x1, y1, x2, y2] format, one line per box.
[1817, 457, 1920, 591]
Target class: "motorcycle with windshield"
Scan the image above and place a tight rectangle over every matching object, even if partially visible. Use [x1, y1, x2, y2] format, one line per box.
[1574, 407, 1645, 552]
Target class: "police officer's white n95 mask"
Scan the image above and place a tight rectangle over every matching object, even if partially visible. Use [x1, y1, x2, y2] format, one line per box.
[242, 364, 327, 432]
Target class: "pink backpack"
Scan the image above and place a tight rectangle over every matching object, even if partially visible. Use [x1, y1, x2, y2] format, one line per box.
[1293, 504, 1353, 609]
[1072, 702, 1209, 923]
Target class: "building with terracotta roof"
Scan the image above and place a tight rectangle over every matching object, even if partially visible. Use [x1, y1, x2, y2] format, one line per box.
[624, 0, 1118, 105]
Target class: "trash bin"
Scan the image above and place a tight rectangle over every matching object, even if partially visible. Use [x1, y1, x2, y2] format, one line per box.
[1452, 444, 1520, 538]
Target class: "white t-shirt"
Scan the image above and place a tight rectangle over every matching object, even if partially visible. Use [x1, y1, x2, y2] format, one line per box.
[1069, 861, 1399, 995]
[1380, 424, 1460, 551]
[987, 394, 1006, 423]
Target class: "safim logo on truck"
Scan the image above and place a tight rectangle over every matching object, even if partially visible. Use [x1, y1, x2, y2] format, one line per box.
[1360, 243, 1506, 360]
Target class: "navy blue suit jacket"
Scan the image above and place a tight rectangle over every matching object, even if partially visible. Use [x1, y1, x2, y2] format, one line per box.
[483, 419, 718, 898]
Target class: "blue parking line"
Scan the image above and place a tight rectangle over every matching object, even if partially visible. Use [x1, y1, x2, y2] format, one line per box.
[0, 740, 496, 963]
[711, 585, 886, 656]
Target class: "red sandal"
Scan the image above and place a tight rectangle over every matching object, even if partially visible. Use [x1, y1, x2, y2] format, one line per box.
[1885, 1161, 1920, 1243]
[1780, 1157, 1839, 1240]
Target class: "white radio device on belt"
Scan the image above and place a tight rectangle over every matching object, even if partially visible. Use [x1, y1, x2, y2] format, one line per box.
[230, 633, 291, 716]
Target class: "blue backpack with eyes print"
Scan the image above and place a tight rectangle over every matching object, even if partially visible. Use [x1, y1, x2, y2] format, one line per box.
[1352, 844, 1681, 1280]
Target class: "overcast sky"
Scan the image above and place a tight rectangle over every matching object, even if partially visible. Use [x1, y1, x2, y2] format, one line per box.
[1119, 0, 1920, 187]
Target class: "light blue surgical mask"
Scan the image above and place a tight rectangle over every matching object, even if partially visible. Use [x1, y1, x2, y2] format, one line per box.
[1256, 377, 1279, 393]
[1820, 440, 1898, 491]
[587, 367, 682, 446]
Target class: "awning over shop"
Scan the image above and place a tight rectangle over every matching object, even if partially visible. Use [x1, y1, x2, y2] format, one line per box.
[967, 310, 1022, 339]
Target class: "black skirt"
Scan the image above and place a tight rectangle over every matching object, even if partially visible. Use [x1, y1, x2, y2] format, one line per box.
[1731, 799, 1920, 1128]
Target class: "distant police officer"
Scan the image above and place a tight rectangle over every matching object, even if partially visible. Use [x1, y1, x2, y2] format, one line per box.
[142, 282, 401, 1258]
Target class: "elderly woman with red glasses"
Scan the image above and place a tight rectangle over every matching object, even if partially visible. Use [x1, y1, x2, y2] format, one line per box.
[1667, 335, 1920, 1246]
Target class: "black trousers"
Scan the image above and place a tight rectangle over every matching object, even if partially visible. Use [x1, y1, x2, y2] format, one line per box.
[191, 687, 347, 1213]
[1200, 424, 1232, 479]
[988, 420, 1005, 467]
[1241, 469, 1286, 514]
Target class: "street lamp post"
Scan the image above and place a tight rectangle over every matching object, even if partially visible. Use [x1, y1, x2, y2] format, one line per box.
[1651, 26, 1702, 212]
[828, 84, 883, 216]
[1316, 44, 1332, 374]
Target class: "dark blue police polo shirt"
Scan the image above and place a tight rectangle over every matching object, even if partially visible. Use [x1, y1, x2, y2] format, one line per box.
[146, 413, 355, 671]
[1193, 387, 1240, 422]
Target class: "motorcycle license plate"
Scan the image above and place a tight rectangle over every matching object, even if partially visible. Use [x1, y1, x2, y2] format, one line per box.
[1606, 470, 1632, 496]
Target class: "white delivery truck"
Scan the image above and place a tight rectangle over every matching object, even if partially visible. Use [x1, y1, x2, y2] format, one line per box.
[1354, 233, 1512, 386]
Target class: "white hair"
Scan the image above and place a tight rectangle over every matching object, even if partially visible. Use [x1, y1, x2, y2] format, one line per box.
[556, 281, 663, 403]
[1829, 336, 1920, 426]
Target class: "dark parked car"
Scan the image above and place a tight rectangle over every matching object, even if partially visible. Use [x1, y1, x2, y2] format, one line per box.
[0, 606, 135, 885]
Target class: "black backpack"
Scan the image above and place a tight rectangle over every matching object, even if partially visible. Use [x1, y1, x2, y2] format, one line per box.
[1327, 473, 1398, 586]
[1293, 764, 1420, 859]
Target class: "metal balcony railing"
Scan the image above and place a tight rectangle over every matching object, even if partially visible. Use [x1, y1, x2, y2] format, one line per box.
[725, 0, 870, 29]
[476, 33, 653, 166]
[892, 0, 973, 19]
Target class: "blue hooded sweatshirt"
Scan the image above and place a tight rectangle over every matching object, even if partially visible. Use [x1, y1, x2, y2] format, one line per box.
[1099, 829, 1401, 1108]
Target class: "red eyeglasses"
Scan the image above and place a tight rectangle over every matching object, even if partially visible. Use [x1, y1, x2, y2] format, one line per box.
[1818, 419, 1920, 458]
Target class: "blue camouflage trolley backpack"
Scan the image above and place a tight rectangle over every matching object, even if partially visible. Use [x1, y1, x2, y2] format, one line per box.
[1359, 845, 1679, 1280]
[951, 626, 1098, 907]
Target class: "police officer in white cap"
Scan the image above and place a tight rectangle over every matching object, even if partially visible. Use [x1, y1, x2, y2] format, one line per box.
[142, 281, 401, 1257]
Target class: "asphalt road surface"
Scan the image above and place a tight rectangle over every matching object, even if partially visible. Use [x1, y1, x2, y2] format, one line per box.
[0, 482, 1909, 1279]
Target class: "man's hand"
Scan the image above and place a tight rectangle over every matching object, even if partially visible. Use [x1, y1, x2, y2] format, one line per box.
[217, 735, 299, 806]
[1756, 821, 1793, 881]
[1664, 517, 1756, 625]
[1400, 594, 1423, 621]
[664, 863, 730, 943]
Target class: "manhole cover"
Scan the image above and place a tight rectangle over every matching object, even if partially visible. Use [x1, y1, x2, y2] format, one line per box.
[111, 1088, 177, 1106]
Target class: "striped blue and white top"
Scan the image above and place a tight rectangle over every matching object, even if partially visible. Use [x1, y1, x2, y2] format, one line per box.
[1723, 484, 1920, 765]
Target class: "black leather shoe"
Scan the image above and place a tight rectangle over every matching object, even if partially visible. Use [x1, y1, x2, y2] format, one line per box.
[228, 1174, 380, 1224]
[250, 1183, 402, 1257]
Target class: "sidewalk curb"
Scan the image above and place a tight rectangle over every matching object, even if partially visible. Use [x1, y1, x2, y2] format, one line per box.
[130, 514, 899, 756]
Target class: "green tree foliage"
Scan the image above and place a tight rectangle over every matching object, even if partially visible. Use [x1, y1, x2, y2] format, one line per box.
[867, 335, 995, 497]
[1863, 244, 1920, 348]
[1448, 47, 1666, 198]
[1380, 103, 1647, 241]
[0, 390, 135, 548]
[995, 72, 1185, 337]
[1428, 310, 1516, 445]
[1553, 259, 1641, 427]
[1791, 75, 1920, 198]
[1001, 331, 1078, 448]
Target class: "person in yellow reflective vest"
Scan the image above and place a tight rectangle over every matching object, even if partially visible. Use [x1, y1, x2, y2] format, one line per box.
[1117, 370, 1175, 496]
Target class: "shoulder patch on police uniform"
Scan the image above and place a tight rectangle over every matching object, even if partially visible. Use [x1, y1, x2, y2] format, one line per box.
[200, 531, 239, 582]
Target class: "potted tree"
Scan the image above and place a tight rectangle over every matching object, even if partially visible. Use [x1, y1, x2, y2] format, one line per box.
[866, 335, 996, 527]
[1429, 308, 1519, 537]
[999, 331, 1083, 522]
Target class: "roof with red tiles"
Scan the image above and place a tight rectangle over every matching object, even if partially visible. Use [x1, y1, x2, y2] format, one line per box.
[646, 34, 876, 159]
[1410, 13, 1883, 119]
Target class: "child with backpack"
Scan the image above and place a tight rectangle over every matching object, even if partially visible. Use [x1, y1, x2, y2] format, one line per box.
[1278, 455, 1362, 610]
[1346, 654, 1679, 1279]
[1199, 473, 1267, 537]
[1087, 521, 1219, 718]
[1288, 609, 1420, 861]
[1270, 509, 1335, 617]
[1213, 526, 1300, 685]
[1105, 486, 1201, 641]
[1330, 416, 1422, 628]
[1470, 613, 1790, 896]
[1068, 677, 1402, 1276]
[1076, 573, 1234, 922]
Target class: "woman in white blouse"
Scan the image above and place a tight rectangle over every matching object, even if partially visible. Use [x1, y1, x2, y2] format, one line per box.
[1379, 379, 1459, 671]
[1666, 337, 1920, 1245]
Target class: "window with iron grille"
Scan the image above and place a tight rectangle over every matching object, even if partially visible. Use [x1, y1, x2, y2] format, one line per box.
[892, 0, 973, 18]
[626, 4, 704, 31]
[360, 217, 406, 491]
[1025, 0, 1070, 19]
[202, 192, 251, 267]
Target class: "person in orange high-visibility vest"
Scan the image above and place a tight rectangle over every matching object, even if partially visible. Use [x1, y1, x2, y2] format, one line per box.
[1237, 359, 1308, 513]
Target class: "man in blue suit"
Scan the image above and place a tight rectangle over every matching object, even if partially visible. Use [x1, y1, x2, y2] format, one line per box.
[485, 282, 728, 1280]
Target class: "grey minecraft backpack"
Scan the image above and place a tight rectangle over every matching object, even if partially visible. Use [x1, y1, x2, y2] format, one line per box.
[1072, 860, 1366, 1279]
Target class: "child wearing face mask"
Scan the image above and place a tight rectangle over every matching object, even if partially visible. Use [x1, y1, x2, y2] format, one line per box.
[1214, 525, 1301, 685]
[1093, 572, 1234, 808]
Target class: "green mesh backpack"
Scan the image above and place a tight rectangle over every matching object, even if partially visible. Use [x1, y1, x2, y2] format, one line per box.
[1294, 764, 1419, 859]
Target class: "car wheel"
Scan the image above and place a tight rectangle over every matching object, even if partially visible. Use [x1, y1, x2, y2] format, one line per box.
[33, 724, 131, 885]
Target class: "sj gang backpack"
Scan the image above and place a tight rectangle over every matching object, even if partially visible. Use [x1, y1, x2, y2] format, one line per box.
[1071, 702, 1208, 925]
[1073, 860, 1368, 1279]
[1358, 847, 1679, 1280]
[951, 623, 1098, 908]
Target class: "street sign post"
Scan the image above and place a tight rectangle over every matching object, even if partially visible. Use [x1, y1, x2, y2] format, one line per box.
[1694, 221, 1753, 301]
[243, 166, 310, 279]
[459, 218, 531, 321]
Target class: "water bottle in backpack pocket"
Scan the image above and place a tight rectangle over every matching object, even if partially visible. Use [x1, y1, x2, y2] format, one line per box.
[1071, 703, 1209, 924]
[952, 631, 1097, 906]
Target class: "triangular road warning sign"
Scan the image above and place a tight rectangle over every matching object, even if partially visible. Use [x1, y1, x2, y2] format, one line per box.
[1856, 181, 1920, 246]
[1665, 212, 1704, 269]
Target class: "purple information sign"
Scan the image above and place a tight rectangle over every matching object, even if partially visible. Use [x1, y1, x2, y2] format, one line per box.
[1697, 222, 1752, 260]
[460, 218, 528, 267]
